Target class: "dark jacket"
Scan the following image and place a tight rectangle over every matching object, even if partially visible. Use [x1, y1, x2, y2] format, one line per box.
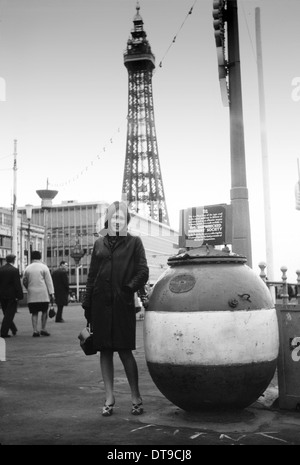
[82, 233, 149, 351]
[52, 268, 69, 306]
[0, 263, 24, 301]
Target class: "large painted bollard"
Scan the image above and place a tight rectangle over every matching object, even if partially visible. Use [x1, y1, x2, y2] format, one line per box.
[144, 246, 279, 410]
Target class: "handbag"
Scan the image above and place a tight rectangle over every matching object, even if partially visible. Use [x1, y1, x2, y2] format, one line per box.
[48, 305, 56, 319]
[78, 326, 97, 356]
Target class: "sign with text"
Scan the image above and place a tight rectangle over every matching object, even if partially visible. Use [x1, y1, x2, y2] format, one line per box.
[276, 304, 300, 409]
[179, 204, 232, 248]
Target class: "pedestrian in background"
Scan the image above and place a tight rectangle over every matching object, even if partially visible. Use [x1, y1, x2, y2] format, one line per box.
[52, 261, 69, 323]
[82, 201, 149, 417]
[0, 254, 23, 338]
[134, 292, 142, 314]
[23, 250, 54, 337]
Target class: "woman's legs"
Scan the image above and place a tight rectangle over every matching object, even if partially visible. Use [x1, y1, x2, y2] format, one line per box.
[118, 349, 141, 405]
[100, 349, 115, 405]
[31, 313, 39, 332]
[41, 311, 48, 331]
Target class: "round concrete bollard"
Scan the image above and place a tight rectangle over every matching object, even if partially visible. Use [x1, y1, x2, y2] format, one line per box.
[144, 246, 279, 411]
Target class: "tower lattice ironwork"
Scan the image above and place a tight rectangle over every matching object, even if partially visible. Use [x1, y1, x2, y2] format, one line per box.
[122, 3, 169, 225]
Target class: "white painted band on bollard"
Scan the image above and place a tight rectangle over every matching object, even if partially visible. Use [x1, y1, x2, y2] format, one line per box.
[144, 308, 279, 366]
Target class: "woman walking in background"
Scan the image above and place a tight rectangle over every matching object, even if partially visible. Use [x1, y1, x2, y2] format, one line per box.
[23, 250, 55, 337]
[82, 201, 149, 417]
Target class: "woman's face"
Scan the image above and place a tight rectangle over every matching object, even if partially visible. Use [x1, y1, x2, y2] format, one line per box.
[109, 210, 127, 233]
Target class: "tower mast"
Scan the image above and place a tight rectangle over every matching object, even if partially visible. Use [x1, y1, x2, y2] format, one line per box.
[122, 2, 169, 225]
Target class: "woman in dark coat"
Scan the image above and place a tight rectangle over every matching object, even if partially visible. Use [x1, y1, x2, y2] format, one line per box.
[82, 201, 149, 417]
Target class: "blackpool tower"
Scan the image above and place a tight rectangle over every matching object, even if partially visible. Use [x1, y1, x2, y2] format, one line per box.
[122, 3, 169, 225]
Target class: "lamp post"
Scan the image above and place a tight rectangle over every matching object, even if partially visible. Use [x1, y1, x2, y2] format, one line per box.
[212, 1, 252, 266]
[25, 204, 33, 265]
[70, 237, 85, 302]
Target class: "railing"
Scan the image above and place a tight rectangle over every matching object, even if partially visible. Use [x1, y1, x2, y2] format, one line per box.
[259, 263, 300, 410]
[258, 262, 300, 305]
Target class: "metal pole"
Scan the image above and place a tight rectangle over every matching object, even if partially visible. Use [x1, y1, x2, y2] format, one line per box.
[25, 204, 33, 266]
[43, 209, 48, 264]
[20, 226, 23, 274]
[255, 7, 274, 280]
[12, 140, 18, 258]
[227, 0, 252, 266]
[76, 265, 80, 302]
[27, 221, 31, 264]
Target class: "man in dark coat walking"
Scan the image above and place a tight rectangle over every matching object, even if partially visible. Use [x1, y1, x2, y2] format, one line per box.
[51, 261, 69, 323]
[0, 254, 24, 338]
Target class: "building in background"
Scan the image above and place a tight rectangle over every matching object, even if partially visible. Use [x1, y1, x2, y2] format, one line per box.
[19, 220, 45, 273]
[17, 5, 180, 296]
[0, 206, 44, 271]
[18, 200, 178, 298]
[0, 207, 14, 266]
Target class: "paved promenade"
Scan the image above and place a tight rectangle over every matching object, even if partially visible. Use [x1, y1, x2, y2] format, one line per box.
[1, 304, 300, 447]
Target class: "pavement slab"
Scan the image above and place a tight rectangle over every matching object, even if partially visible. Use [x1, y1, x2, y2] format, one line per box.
[1, 304, 300, 447]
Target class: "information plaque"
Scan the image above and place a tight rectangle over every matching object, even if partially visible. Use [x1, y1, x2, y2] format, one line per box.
[179, 204, 232, 248]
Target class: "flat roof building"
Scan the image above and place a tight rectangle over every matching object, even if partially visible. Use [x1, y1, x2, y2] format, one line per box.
[18, 200, 179, 294]
[0, 206, 45, 271]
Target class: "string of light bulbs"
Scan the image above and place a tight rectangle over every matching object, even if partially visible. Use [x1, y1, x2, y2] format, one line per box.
[50, 124, 124, 189]
[157, 0, 198, 69]
[48, 1, 198, 191]
[0, 1, 199, 189]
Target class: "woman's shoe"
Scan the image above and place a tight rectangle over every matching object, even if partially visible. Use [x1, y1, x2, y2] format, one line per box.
[131, 398, 143, 415]
[102, 400, 115, 417]
[32, 331, 40, 337]
[40, 330, 50, 336]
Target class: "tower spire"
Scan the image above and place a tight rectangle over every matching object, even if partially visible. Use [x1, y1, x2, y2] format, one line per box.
[135, 1, 140, 16]
[122, 4, 169, 225]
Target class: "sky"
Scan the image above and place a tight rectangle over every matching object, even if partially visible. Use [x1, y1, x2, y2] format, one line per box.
[0, 0, 300, 280]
